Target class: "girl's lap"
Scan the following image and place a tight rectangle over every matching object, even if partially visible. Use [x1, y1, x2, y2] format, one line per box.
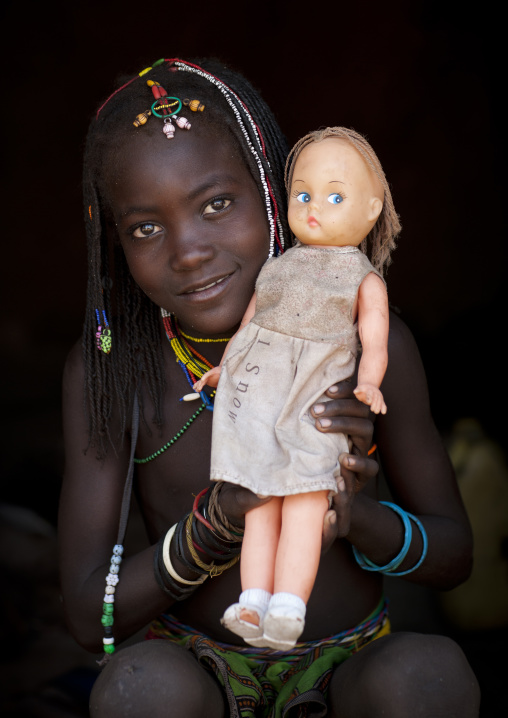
[89, 632, 480, 718]
[89, 639, 226, 718]
[328, 631, 481, 718]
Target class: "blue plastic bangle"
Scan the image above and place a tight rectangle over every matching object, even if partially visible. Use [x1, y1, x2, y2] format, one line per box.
[352, 501, 412, 573]
[386, 512, 428, 576]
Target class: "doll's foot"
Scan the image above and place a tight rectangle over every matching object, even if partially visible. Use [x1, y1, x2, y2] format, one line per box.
[262, 608, 305, 650]
[261, 593, 306, 650]
[221, 603, 264, 639]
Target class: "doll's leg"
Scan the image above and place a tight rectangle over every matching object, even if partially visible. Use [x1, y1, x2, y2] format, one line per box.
[241, 496, 283, 593]
[263, 490, 329, 649]
[221, 497, 283, 639]
[274, 490, 329, 600]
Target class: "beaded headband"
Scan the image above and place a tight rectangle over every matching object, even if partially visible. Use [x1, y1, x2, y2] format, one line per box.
[96, 58, 284, 259]
[133, 80, 205, 139]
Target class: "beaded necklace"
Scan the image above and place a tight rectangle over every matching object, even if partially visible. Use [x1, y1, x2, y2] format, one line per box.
[134, 310, 228, 464]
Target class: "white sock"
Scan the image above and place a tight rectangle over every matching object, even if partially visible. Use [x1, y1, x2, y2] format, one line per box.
[239, 588, 271, 614]
[269, 592, 306, 615]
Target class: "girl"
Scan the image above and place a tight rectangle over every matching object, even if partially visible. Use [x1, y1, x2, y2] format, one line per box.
[59, 57, 480, 717]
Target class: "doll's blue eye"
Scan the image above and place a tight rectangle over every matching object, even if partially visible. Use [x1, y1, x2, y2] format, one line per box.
[328, 193, 343, 204]
[296, 192, 311, 203]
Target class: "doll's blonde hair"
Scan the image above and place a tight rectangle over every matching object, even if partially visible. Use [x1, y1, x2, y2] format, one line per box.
[284, 127, 401, 275]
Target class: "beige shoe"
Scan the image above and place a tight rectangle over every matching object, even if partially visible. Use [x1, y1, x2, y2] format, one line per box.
[221, 603, 264, 639]
[262, 605, 305, 650]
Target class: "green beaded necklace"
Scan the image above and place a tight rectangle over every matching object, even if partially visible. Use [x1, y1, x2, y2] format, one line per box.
[134, 313, 225, 464]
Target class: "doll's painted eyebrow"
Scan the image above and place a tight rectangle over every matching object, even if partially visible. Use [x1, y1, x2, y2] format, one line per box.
[292, 179, 345, 184]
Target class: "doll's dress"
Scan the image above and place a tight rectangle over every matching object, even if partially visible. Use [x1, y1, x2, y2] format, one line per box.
[210, 245, 383, 497]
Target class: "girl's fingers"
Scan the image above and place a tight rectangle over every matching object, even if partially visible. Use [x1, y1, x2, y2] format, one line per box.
[218, 483, 271, 527]
[311, 398, 370, 419]
[338, 453, 379, 485]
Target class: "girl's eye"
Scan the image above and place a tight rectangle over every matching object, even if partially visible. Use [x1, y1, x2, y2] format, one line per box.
[132, 223, 163, 238]
[328, 193, 344, 205]
[296, 192, 311, 204]
[203, 198, 231, 215]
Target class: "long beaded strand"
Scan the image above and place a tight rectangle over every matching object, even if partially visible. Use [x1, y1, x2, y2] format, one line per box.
[134, 310, 226, 464]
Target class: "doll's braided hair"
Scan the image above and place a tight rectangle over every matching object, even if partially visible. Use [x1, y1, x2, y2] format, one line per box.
[284, 126, 401, 275]
[82, 57, 290, 457]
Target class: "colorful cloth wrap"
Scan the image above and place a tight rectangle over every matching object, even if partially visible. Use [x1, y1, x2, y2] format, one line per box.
[146, 598, 390, 718]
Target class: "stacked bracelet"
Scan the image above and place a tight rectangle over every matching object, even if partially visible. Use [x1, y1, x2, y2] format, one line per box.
[352, 501, 428, 577]
[154, 487, 243, 599]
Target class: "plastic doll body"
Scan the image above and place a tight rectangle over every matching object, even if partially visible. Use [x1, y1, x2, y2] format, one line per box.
[195, 135, 391, 648]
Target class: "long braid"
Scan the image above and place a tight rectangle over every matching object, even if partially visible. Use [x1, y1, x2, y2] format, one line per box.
[81, 57, 290, 458]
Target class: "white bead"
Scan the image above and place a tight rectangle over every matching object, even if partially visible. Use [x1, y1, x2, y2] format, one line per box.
[104, 594, 115, 603]
[103, 637, 115, 645]
[113, 545, 124, 556]
[111, 554, 122, 565]
[105, 585, 115, 594]
[109, 564, 119, 574]
[183, 392, 200, 402]
[106, 573, 119, 586]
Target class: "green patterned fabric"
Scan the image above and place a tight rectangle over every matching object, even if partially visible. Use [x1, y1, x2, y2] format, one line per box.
[146, 599, 390, 717]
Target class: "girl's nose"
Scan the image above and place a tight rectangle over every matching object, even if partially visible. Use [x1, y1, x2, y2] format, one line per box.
[168, 228, 216, 272]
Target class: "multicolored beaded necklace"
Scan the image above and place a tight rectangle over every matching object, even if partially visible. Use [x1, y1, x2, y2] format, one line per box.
[134, 309, 229, 464]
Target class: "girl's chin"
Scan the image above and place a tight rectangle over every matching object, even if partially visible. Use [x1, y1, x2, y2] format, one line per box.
[170, 307, 241, 339]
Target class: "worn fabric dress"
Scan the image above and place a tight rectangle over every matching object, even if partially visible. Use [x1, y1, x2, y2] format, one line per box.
[210, 244, 383, 496]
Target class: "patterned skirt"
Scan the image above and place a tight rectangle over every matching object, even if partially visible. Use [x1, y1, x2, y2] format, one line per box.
[146, 598, 390, 718]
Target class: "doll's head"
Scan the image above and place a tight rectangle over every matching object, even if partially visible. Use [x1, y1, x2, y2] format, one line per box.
[81, 58, 290, 455]
[285, 127, 400, 274]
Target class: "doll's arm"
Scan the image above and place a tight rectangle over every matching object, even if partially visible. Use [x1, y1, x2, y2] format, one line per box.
[193, 292, 257, 391]
[354, 273, 389, 414]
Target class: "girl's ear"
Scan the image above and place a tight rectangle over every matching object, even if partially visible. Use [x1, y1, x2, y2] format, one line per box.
[367, 196, 383, 223]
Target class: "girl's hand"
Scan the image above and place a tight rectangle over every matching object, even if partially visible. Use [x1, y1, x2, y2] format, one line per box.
[217, 482, 272, 529]
[311, 378, 379, 551]
[193, 367, 221, 392]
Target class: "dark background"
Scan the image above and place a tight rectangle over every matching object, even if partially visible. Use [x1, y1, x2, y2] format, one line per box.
[1, 1, 506, 715]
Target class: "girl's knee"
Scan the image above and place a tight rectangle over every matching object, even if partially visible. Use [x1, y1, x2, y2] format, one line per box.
[89, 640, 225, 718]
[329, 632, 480, 717]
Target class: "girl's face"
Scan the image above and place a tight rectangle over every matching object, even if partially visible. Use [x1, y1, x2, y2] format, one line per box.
[104, 127, 270, 336]
[287, 138, 383, 248]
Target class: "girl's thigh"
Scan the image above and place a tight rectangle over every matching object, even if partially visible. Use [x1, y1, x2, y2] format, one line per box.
[89, 639, 226, 718]
[327, 631, 480, 718]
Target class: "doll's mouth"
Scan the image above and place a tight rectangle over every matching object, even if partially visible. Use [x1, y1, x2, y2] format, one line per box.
[307, 216, 320, 227]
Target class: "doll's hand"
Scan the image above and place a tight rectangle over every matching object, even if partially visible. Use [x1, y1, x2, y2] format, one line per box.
[193, 367, 221, 392]
[217, 482, 272, 529]
[353, 384, 387, 415]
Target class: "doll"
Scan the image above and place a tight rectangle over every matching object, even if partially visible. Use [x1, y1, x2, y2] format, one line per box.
[194, 127, 401, 650]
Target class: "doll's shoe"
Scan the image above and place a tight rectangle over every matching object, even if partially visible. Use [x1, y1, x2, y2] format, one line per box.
[221, 603, 264, 640]
[261, 605, 305, 650]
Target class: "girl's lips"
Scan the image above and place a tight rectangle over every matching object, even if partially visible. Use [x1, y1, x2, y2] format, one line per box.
[179, 272, 233, 301]
[307, 216, 320, 227]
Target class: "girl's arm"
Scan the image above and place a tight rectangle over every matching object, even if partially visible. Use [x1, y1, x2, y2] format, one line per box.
[193, 291, 257, 391]
[354, 273, 389, 414]
[313, 312, 473, 589]
[59, 343, 187, 651]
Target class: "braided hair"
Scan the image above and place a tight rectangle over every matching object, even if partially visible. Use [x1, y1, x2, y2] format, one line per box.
[284, 126, 401, 275]
[82, 57, 290, 458]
